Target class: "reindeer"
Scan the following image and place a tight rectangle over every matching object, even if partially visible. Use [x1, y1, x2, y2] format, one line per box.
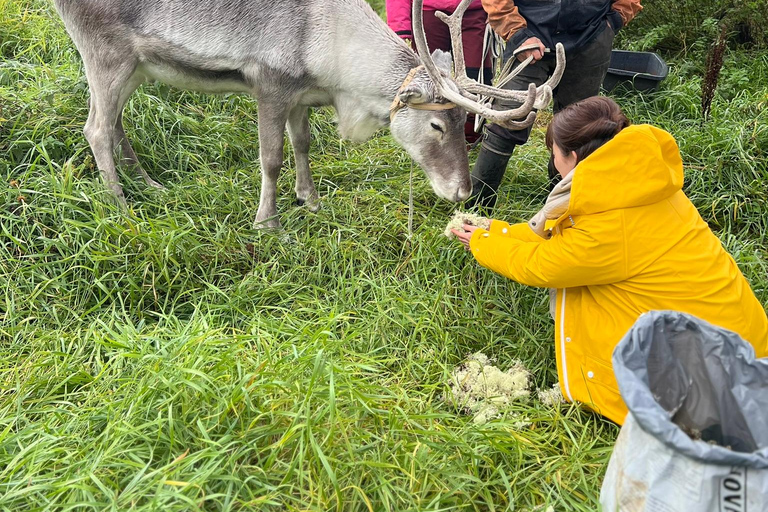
[52, 0, 564, 228]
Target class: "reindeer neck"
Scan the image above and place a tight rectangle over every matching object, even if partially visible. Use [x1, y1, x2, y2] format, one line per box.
[324, 10, 420, 117]
[382, 47, 422, 101]
[329, 41, 421, 139]
[314, 2, 421, 138]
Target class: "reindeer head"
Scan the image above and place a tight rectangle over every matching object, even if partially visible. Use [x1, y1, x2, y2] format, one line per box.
[390, 0, 566, 202]
[389, 50, 471, 202]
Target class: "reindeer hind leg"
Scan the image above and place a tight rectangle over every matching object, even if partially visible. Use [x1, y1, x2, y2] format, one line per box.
[114, 74, 164, 189]
[286, 105, 319, 212]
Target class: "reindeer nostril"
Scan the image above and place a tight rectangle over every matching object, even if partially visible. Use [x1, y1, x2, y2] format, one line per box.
[455, 186, 471, 202]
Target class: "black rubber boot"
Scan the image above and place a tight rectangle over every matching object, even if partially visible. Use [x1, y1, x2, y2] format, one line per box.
[465, 146, 513, 211]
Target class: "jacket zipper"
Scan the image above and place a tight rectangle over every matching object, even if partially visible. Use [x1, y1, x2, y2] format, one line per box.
[559, 288, 573, 401]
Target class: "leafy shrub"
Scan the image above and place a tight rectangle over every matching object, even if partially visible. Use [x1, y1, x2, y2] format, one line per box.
[618, 0, 768, 53]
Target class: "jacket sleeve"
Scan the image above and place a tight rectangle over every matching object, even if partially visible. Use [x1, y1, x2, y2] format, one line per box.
[609, 0, 643, 30]
[469, 213, 629, 288]
[481, 0, 533, 47]
[386, 0, 414, 39]
[489, 220, 544, 242]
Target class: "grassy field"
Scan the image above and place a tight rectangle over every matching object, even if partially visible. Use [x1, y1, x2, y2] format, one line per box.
[1, 1, 766, 510]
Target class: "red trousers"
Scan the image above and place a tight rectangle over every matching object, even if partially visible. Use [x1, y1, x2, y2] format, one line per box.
[422, 7, 492, 80]
[422, 7, 492, 143]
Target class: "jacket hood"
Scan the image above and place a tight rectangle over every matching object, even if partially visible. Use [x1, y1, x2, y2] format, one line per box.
[568, 125, 684, 216]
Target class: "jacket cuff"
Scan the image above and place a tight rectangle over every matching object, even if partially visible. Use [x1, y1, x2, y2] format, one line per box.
[489, 220, 512, 236]
[607, 10, 624, 32]
[394, 30, 413, 38]
[509, 28, 535, 49]
[469, 228, 491, 257]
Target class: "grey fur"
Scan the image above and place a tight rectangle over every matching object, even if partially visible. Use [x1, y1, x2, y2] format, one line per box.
[53, 0, 472, 228]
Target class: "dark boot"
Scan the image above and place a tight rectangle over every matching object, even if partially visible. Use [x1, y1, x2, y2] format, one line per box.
[465, 146, 513, 211]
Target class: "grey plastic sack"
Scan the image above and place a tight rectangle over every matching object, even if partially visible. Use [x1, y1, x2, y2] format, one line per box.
[600, 310, 768, 512]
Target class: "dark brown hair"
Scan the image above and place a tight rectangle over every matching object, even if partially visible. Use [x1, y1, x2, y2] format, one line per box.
[545, 96, 630, 163]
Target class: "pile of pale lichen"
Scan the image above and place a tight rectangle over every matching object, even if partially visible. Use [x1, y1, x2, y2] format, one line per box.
[445, 352, 530, 424]
[443, 210, 491, 239]
[537, 383, 564, 407]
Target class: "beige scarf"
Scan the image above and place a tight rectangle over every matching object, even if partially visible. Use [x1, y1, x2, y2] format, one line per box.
[528, 171, 574, 319]
[528, 171, 574, 239]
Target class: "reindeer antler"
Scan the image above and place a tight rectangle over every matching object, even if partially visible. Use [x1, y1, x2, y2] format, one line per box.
[411, 0, 566, 130]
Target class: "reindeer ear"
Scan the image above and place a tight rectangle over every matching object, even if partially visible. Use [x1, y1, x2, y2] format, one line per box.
[398, 84, 430, 105]
[431, 49, 453, 74]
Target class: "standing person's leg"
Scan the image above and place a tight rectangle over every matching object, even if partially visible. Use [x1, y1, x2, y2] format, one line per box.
[421, 9, 452, 53]
[466, 55, 551, 210]
[460, 8, 493, 144]
[552, 24, 615, 111]
[547, 24, 615, 188]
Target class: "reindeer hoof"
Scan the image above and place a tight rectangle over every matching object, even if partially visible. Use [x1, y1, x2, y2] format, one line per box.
[296, 194, 321, 213]
[253, 217, 281, 230]
[104, 184, 128, 210]
[146, 178, 165, 190]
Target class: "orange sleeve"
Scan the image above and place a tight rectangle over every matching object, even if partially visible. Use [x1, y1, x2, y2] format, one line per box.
[611, 0, 643, 26]
[480, 0, 528, 42]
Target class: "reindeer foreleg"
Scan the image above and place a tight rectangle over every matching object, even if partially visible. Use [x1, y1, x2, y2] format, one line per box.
[254, 102, 290, 229]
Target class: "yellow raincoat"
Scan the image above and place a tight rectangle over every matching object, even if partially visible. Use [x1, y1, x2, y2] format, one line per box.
[469, 124, 768, 424]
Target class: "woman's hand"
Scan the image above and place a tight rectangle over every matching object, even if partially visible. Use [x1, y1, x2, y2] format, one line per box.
[451, 224, 480, 251]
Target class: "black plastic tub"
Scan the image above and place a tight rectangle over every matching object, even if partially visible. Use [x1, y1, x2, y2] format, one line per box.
[602, 50, 669, 92]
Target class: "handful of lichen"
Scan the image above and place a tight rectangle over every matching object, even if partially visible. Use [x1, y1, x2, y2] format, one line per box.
[444, 210, 491, 239]
[444, 352, 530, 424]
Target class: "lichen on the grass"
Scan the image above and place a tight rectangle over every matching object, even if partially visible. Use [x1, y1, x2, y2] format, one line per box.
[444, 210, 491, 239]
[445, 352, 530, 424]
[537, 383, 564, 407]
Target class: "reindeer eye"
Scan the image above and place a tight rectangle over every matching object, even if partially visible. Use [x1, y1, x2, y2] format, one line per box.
[430, 122, 444, 133]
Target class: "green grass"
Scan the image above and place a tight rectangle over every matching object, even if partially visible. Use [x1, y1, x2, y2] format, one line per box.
[1, 1, 767, 510]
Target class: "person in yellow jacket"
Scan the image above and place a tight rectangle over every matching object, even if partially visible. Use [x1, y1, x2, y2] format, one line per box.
[451, 96, 768, 425]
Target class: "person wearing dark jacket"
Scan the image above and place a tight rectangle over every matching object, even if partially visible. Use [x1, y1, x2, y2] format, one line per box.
[467, 0, 642, 209]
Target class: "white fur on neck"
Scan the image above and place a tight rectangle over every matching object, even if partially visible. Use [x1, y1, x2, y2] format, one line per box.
[334, 93, 389, 142]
